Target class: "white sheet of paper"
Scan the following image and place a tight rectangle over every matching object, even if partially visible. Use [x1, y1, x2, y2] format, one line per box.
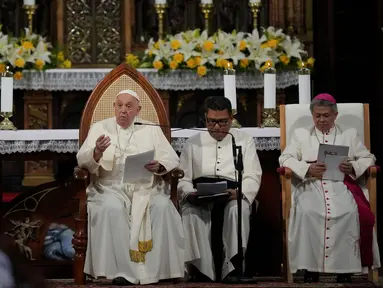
[317, 143, 349, 163]
[123, 149, 155, 183]
[196, 181, 228, 196]
[322, 154, 348, 181]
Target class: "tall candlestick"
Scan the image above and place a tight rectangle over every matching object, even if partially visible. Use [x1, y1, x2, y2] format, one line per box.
[224, 63, 240, 127]
[224, 76, 237, 110]
[23, 2, 37, 35]
[249, 1, 262, 30]
[261, 64, 279, 128]
[298, 63, 311, 104]
[200, 2, 213, 34]
[264, 68, 276, 109]
[1, 68, 13, 113]
[0, 66, 16, 130]
[154, 3, 167, 40]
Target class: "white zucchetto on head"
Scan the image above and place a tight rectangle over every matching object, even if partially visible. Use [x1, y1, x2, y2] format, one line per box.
[116, 89, 139, 100]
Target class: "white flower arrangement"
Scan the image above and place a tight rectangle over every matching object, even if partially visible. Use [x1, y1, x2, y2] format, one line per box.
[0, 26, 71, 80]
[126, 27, 314, 77]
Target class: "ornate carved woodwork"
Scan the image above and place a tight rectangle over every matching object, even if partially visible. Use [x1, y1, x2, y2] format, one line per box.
[23, 92, 54, 187]
[56, 0, 123, 66]
[1, 180, 77, 278]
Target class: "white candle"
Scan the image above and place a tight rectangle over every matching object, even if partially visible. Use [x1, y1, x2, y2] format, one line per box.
[298, 74, 311, 104]
[249, 0, 261, 4]
[155, 0, 167, 4]
[23, 0, 35, 5]
[264, 73, 276, 108]
[1, 77, 14, 113]
[224, 75, 237, 110]
[201, 0, 213, 4]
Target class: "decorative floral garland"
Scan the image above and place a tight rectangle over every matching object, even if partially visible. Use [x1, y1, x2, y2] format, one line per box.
[126, 27, 314, 77]
[0, 26, 71, 80]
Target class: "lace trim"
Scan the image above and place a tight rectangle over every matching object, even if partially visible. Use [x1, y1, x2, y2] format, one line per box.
[0, 137, 280, 154]
[3, 69, 298, 91]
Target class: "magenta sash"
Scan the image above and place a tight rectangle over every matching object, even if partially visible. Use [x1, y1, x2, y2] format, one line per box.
[343, 175, 374, 267]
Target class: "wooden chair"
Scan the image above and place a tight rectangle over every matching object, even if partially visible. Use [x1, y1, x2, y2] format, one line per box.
[278, 103, 379, 284]
[72, 63, 184, 285]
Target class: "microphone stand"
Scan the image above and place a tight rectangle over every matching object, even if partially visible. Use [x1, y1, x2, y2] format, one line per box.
[136, 121, 257, 283]
[224, 144, 257, 284]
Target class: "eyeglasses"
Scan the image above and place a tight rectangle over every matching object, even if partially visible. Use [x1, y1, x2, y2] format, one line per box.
[206, 117, 230, 127]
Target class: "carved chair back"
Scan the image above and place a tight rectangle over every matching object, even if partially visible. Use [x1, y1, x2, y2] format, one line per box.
[280, 103, 370, 150]
[78, 63, 170, 145]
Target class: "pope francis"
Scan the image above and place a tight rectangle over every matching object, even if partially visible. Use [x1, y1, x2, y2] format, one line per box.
[76, 90, 185, 285]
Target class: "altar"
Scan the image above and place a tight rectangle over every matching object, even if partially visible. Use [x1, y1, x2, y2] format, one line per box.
[0, 127, 280, 154]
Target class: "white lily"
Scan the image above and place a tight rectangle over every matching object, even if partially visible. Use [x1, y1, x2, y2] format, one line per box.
[214, 30, 232, 53]
[227, 30, 246, 43]
[32, 41, 52, 64]
[221, 43, 245, 65]
[264, 26, 285, 39]
[178, 40, 201, 61]
[200, 49, 219, 66]
[145, 38, 156, 55]
[182, 29, 201, 43]
[0, 33, 13, 61]
[22, 28, 38, 42]
[247, 29, 268, 48]
[169, 32, 183, 41]
[282, 36, 306, 60]
[153, 42, 173, 62]
[6, 47, 24, 67]
[195, 30, 212, 47]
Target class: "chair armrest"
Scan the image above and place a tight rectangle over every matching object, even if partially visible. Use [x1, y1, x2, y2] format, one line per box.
[74, 166, 89, 181]
[366, 166, 380, 178]
[277, 167, 293, 179]
[170, 167, 184, 180]
[169, 168, 184, 211]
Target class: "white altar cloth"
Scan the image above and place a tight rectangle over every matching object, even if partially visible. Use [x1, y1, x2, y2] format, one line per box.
[0, 128, 280, 154]
[0, 68, 298, 91]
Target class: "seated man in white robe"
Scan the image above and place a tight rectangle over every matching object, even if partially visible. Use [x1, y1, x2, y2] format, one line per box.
[76, 90, 185, 285]
[178, 96, 262, 281]
[279, 93, 380, 283]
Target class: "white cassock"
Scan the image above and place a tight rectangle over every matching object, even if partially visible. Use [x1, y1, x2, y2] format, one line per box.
[279, 125, 380, 274]
[178, 129, 262, 280]
[76, 117, 185, 285]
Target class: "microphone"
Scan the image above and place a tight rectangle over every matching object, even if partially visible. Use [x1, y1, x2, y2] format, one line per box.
[136, 122, 249, 282]
[135, 121, 238, 167]
[134, 122, 235, 138]
[134, 122, 185, 132]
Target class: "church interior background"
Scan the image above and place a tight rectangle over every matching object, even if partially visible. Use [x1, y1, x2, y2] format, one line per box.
[0, 0, 383, 286]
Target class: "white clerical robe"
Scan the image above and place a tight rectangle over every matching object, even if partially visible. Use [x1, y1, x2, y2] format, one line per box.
[76, 117, 185, 285]
[279, 125, 380, 274]
[178, 129, 262, 280]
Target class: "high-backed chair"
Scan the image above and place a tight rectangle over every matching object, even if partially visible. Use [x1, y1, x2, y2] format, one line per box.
[278, 103, 378, 284]
[72, 63, 184, 285]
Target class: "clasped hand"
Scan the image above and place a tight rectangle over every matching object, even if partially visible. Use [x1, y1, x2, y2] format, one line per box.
[144, 160, 160, 173]
[308, 160, 353, 178]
